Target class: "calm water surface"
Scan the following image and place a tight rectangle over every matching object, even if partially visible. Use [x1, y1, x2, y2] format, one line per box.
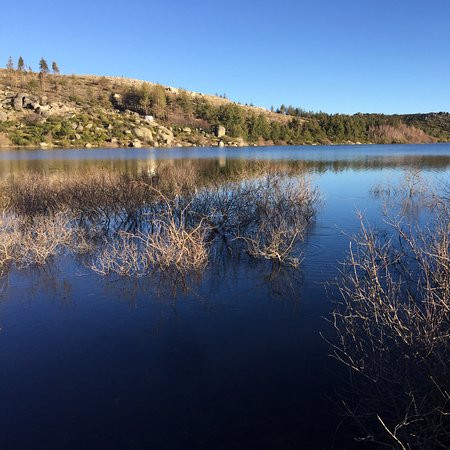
[0, 144, 449, 449]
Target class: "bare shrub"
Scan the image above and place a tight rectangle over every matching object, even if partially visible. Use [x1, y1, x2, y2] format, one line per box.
[91, 199, 209, 276]
[240, 217, 304, 267]
[368, 124, 436, 144]
[17, 212, 75, 266]
[0, 165, 319, 277]
[0, 132, 12, 148]
[0, 213, 21, 275]
[90, 231, 147, 276]
[328, 202, 450, 448]
[143, 195, 209, 272]
[0, 209, 91, 275]
[233, 173, 318, 266]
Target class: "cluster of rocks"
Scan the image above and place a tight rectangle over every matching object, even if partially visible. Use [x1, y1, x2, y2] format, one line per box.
[0, 91, 76, 121]
[0, 89, 249, 149]
[130, 122, 174, 148]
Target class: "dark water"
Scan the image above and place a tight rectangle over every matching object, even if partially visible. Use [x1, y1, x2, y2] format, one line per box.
[0, 144, 449, 449]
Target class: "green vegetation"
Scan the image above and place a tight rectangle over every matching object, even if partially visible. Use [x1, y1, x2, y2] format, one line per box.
[0, 57, 449, 148]
[120, 83, 450, 145]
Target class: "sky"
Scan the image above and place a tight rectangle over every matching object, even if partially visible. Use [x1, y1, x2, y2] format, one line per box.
[1, 0, 449, 114]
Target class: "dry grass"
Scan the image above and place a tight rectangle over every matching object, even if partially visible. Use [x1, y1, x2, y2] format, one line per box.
[91, 194, 210, 276]
[0, 210, 90, 275]
[0, 165, 319, 277]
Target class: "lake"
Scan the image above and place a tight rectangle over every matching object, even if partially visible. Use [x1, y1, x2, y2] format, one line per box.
[0, 144, 449, 449]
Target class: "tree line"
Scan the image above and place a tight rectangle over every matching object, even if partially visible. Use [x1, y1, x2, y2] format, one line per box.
[5, 56, 60, 91]
[120, 83, 450, 144]
[6, 56, 60, 75]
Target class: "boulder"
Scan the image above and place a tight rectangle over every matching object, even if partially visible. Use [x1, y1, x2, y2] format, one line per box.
[235, 137, 246, 147]
[13, 93, 28, 111]
[0, 110, 8, 122]
[85, 143, 93, 148]
[35, 105, 51, 116]
[134, 127, 153, 142]
[182, 127, 192, 134]
[218, 141, 225, 148]
[131, 139, 142, 148]
[215, 125, 226, 138]
[157, 126, 174, 145]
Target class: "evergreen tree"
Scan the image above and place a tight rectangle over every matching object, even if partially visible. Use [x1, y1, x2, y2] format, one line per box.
[52, 61, 60, 74]
[39, 58, 49, 74]
[39, 58, 49, 91]
[17, 56, 25, 71]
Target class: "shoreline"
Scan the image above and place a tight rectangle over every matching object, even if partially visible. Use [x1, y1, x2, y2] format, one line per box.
[2, 141, 450, 152]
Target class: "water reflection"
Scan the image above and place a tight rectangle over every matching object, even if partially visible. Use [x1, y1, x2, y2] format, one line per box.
[0, 144, 449, 177]
[0, 144, 448, 450]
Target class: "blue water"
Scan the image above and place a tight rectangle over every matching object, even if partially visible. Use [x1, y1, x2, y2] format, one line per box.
[0, 144, 448, 449]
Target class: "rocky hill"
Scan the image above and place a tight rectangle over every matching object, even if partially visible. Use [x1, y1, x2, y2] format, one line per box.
[0, 68, 449, 149]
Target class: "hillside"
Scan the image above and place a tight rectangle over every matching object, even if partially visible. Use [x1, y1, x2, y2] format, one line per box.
[0, 68, 449, 149]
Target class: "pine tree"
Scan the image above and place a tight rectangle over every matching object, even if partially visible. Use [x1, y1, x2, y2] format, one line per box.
[52, 61, 60, 75]
[17, 56, 25, 71]
[39, 58, 49, 91]
[39, 57, 49, 74]
[16, 56, 25, 87]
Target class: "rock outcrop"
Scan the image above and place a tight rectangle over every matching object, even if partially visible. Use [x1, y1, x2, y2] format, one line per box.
[215, 125, 226, 138]
[134, 127, 153, 143]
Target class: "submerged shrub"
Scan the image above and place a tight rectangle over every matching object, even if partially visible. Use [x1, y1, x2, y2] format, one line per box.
[328, 200, 450, 448]
[0, 164, 319, 277]
[0, 211, 90, 274]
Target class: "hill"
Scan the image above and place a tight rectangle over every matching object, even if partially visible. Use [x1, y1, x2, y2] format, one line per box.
[0, 68, 449, 149]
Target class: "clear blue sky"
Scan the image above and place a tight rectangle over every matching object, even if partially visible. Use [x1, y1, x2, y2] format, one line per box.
[1, 0, 449, 114]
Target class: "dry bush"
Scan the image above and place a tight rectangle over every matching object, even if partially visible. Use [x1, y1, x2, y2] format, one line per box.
[0, 132, 12, 148]
[90, 231, 147, 276]
[0, 165, 319, 277]
[142, 195, 209, 272]
[233, 173, 318, 265]
[0, 210, 91, 275]
[328, 202, 449, 448]
[368, 124, 436, 144]
[240, 218, 303, 267]
[371, 168, 429, 201]
[0, 213, 21, 275]
[17, 212, 76, 267]
[90, 198, 209, 276]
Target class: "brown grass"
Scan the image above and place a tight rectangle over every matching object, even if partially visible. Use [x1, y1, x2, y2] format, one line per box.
[0, 165, 319, 277]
